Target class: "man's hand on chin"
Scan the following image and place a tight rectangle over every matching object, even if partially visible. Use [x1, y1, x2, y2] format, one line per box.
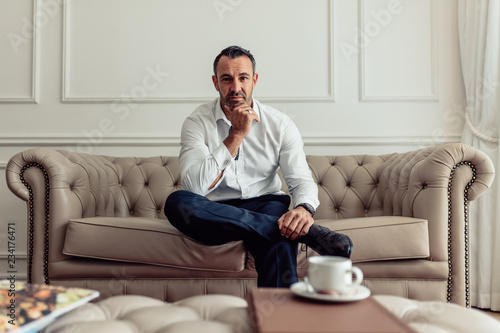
[277, 207, 314, 240]
[223, 103, 259, 137]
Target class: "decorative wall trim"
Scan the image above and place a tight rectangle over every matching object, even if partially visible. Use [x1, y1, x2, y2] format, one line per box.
[0, 0, 40, 103]
[358, 0, 438, 102]
[61, 0, 335, 103]
[0, 134, 461, 148]
[0, 163, 6, 170]
[302, 135, 460, 146]
[0, 135, 180, 147]
[61, 0, 71, 102]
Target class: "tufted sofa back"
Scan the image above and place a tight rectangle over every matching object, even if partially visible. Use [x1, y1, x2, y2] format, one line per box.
[307, 155, 392, 220]
[10, 144, 480, 227]
[308, 150, 431, 220]
[58, 151, 183, 220]
[53, 150, 411, 222]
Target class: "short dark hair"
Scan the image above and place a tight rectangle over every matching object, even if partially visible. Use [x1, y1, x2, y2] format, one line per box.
[213, 45, 256, 76]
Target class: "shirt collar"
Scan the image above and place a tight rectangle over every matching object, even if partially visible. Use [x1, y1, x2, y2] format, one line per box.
[214, 98, 260, 126]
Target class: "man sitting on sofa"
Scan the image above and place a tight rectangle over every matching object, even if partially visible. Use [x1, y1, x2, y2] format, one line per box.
[165, 45, 352, 288]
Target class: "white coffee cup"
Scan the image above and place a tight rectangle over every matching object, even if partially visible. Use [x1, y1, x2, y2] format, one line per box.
[306, 256, 363, 295]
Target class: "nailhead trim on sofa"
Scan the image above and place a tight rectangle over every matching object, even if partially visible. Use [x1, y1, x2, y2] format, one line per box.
[447, 161, 476, 307]
[20, 163, 50, 285]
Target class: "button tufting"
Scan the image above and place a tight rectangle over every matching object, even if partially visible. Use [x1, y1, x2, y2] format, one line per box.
[43, 294, 251, 332]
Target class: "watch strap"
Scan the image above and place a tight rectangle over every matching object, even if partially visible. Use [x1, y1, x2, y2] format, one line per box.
[296, 203, 316, 217]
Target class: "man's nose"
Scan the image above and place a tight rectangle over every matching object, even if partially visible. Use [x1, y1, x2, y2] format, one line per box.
[231, 80, 241, 92]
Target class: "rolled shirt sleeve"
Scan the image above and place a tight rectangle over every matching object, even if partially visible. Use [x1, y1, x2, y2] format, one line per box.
[179, 117, 234, 196]
[278, 118, 320, 210]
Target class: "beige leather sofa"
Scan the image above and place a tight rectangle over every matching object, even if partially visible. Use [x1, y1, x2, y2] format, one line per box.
[6, 143, 494, 306]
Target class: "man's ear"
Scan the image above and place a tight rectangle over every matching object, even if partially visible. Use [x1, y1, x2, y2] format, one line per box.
[253, 73, 259, 88]
[212, 75, 219, 91]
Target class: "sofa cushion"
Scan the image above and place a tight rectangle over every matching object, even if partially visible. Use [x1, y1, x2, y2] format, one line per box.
[62, 217, 247, 272]
[296, 216, 430, 268]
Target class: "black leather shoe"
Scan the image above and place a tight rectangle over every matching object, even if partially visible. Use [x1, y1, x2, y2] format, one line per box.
[298, 224, 353, 258]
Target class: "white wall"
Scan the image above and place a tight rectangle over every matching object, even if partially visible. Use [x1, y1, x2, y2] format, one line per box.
[0, 0, 466, 278]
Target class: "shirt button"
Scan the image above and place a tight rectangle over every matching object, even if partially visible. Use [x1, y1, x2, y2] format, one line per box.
[223, 159, 230, 166]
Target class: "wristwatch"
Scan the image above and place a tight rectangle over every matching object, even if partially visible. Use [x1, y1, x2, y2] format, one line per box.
[296, 203, 316, 217]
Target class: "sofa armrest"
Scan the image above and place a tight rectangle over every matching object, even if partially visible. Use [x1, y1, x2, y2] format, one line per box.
[6, 148, 112, 284]
[378, 143, 494, 305]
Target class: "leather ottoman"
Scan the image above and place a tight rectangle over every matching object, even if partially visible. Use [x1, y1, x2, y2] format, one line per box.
[44, 294, 500, 333]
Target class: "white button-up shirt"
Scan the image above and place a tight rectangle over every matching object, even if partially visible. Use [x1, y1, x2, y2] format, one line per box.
[179, 98, 319, 209]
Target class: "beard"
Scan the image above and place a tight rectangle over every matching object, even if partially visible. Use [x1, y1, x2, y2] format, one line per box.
[221, 90, 252, 111]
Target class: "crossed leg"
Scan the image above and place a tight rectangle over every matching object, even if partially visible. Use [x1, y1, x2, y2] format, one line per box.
[164, 190, 298, 287]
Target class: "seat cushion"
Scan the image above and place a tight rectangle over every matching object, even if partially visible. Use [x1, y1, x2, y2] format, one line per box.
[295, 216, 430, 268]
[332, 216, 430, 262]
[44, 294, 251, 333]
[374, 295, 500, 333]
[62, 217, 247, 272]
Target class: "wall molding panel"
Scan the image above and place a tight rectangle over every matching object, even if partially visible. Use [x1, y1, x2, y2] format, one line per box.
[0, 134, 461, 150]
[0, 135, 180, 147]
[0, 0, 39, 103]
[62, 0, 335, 103]
[358, 0, 438, 102]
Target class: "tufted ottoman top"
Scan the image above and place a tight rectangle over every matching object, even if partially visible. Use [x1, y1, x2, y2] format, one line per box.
[44, 294, 251, 333]
[44, 293, 500, 333]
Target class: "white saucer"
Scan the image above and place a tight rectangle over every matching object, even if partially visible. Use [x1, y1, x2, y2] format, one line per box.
[290, 282, 371, 302]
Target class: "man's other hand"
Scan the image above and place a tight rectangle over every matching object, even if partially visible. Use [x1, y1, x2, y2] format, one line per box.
[277, 206, 314, 240]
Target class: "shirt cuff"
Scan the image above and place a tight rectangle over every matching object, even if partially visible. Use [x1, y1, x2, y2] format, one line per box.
[292, 196, 320, 211]
[212, 143, 234, 170]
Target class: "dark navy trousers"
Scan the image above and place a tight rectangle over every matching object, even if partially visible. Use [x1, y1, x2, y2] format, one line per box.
[164, 190, 298, 287]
